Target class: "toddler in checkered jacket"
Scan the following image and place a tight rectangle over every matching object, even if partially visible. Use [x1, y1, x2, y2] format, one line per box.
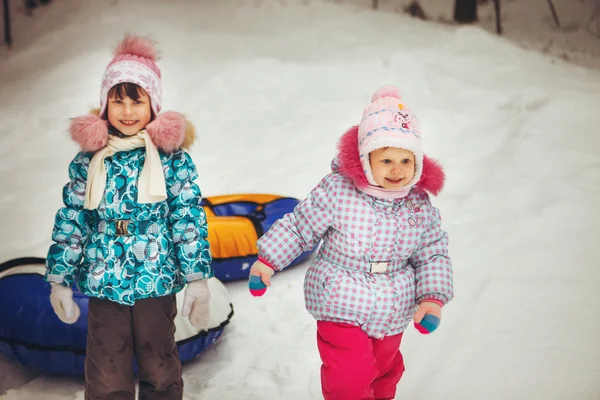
[249, 85, 454, 400]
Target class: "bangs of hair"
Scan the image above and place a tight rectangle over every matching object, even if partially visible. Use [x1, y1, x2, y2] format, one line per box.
[108, 83, 147, 101]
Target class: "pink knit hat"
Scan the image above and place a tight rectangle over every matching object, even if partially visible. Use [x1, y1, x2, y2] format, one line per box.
[69, 34, 187, 154]
[358, 85, 423, 189]
[99, 34, 163, 117]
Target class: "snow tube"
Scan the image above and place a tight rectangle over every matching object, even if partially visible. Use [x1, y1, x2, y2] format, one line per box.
[201, 194, 316, 281]
[0, 258, 233, 376]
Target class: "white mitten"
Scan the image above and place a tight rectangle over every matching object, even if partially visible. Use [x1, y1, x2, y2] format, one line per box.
[181, 280, 211, 330]
[49, 283, 80, 324]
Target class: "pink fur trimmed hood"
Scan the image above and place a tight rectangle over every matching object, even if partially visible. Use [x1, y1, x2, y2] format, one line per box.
[333, 125, 445, 196]
[69, 109, 195, 153]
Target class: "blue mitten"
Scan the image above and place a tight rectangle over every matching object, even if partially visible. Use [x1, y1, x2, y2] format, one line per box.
[249, 275, 267, 297]
[248, 261, 274, 297]
[414, 314, 440, 334]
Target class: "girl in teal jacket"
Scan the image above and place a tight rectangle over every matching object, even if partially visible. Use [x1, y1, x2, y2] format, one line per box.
[45, 34, 211, 400]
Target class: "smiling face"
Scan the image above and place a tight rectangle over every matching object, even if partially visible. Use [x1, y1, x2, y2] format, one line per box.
[369, 147, 415, 189]
[106, 83, 152, 136]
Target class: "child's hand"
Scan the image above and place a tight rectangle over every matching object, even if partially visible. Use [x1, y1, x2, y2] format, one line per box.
[413, 301, 442, 334]
[49, 283, 80, 324]
[248, 260, 274, 297]
[413, 301, 442, 323]
[181, 279, 211, 330]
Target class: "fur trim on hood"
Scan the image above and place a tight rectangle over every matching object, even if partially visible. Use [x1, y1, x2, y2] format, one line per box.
[334, 125, 445, 196]
[69, 108, 195, 153]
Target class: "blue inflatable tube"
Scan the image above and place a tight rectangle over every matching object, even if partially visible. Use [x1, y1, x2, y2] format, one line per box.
[200, 194, 318, 281]
[0, 258, 233, 376]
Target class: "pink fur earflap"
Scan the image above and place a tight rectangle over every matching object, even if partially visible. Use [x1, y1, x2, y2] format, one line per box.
[337, 125, 370, 188]
[145, 111, 186, 153]
[418, 154, 445, 196]
[70, 114, 108, 152]
[337, 125, 445, 196]
[69, 111, 187, 153]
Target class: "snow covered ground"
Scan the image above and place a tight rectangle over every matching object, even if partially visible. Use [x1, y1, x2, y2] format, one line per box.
[1, 0, 599, 399]
[369, 0, 600, 69]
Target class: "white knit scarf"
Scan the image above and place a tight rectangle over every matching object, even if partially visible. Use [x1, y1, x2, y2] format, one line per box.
[84, 130, 167, 210]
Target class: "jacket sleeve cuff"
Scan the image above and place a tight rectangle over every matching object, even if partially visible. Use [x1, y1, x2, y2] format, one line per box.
[258, 256, 276, 270]
[420, 298, 445, 308]
[46, 274, 65, 283]
[185, 272, 211, 283]
[45, 274, 75, 288]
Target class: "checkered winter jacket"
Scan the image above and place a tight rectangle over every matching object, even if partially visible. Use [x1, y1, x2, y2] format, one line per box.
[257, 126, 454, 338]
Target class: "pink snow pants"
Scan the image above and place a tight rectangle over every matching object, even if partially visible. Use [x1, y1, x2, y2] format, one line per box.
[316, 321, 405, 400]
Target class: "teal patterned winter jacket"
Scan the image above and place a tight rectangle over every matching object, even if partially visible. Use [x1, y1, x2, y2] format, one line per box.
[45, 148, 213, 306]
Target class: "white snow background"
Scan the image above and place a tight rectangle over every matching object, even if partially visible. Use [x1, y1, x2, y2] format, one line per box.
[0, 0, 599, 399]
